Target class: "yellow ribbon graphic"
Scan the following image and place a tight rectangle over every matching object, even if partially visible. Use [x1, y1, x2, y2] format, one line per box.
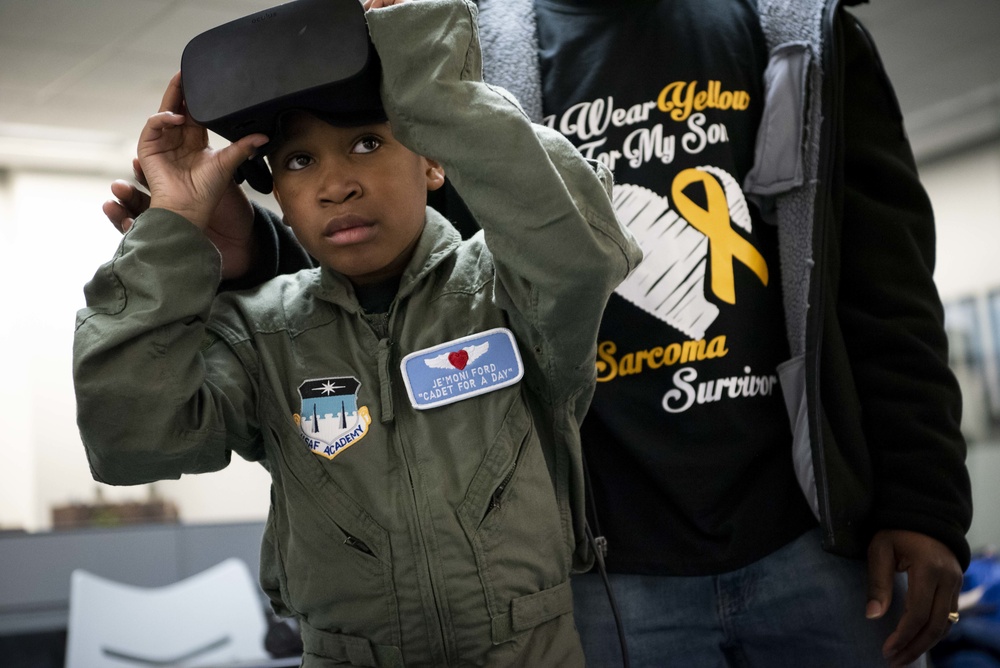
[672, 168, 768, 304]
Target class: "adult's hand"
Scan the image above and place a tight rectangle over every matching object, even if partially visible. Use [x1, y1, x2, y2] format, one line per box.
[866, 529, 963, 666]
[102, 159, 149, 234]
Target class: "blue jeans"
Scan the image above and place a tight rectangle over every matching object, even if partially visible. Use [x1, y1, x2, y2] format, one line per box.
[572, 527, 921, 667]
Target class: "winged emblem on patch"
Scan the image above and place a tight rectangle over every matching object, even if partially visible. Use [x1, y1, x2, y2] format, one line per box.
[423, 342, 489, 371]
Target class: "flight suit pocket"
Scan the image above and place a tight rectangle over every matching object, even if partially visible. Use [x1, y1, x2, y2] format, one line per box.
[490, 580, 575, 644]
[456, 398, 568, 640]
[261, 419, 400, 646]
[300, 624, 404, 667]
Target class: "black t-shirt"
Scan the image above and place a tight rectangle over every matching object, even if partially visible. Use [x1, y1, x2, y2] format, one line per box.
[535, 0, 816, 574]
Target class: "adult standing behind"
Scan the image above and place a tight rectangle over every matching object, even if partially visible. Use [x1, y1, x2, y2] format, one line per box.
[104, 0, 972, 665]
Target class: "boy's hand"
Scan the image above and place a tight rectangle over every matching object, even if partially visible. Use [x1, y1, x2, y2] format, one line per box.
[138, 72, 267, 231]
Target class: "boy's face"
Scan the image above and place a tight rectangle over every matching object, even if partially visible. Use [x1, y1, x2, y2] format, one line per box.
[269, 112, 444, 285]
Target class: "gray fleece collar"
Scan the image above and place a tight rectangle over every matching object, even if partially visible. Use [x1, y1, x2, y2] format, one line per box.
[477, 0, 544, 122]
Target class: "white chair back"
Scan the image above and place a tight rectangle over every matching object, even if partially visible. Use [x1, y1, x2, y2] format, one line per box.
[65, 557, 271, 668]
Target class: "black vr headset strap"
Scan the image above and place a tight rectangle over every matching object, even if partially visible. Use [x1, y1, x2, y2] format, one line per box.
[235, 154, 273, 194]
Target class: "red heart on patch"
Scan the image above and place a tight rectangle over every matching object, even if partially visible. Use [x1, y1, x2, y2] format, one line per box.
[448, 350, 469, 370]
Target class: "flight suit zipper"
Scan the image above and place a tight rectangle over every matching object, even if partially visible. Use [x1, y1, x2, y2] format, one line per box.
[369, 305, 455, 664]
[484, 463, 517, 521]
[343, 532, 375, 557]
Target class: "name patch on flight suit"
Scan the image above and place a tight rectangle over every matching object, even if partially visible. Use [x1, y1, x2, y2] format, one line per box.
[401, 328, 524, 410]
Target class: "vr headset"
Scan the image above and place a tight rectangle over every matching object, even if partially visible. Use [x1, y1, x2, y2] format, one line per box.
[180, 0, 385, 193]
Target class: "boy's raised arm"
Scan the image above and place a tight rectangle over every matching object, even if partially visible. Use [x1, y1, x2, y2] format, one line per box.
[367, 0, 642, 400]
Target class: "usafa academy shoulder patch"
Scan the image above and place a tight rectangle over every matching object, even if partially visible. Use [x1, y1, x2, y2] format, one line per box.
[294, 376, 372, 460]
[400, 328, 524, 410]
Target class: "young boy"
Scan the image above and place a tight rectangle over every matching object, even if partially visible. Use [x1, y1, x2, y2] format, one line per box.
[73, 0, 641, 665]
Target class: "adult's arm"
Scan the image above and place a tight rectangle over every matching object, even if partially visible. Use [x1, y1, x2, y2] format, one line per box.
[218, 201, 314, 291]
[835, 10, 971, 664]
